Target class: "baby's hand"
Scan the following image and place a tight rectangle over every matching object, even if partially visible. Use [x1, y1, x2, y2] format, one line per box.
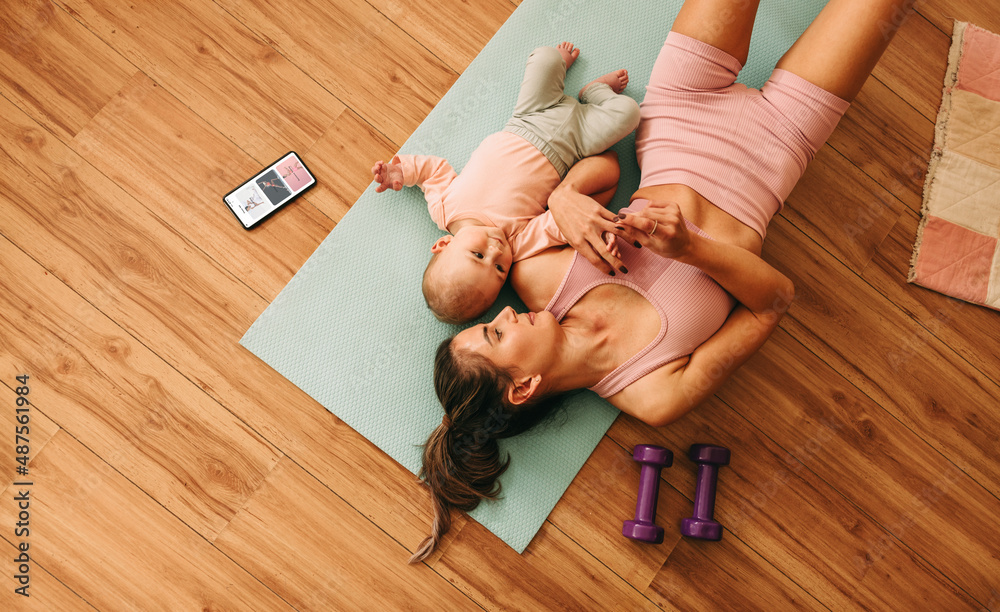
[371, 156, 404, 192]
[602, 231, 621, 260]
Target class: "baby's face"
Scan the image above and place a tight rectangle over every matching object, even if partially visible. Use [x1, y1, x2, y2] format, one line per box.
[432, 225, 513, 298]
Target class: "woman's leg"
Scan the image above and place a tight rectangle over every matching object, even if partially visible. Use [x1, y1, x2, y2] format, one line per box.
[670, 0, 763, 66]
[775, 0, 916, 102]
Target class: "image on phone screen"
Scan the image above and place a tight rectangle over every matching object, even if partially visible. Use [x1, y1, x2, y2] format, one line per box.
[224, 152, 315, 229]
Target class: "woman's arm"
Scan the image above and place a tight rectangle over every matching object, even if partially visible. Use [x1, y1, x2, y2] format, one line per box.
[609, 201, 792, 427]
[609, 302, 783, 427]
[547, 151, 625, 275]
[616, 201, 794, 314]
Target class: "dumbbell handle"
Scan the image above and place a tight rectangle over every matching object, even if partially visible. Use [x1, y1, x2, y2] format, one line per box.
[634, 463, 663, 523]
[691, 464, 719, 520]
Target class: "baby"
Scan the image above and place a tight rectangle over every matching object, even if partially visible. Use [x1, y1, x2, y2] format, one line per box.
[372, 42, 639, 324]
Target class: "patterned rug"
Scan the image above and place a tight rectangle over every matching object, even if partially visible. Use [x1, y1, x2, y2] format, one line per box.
[909, 21, 1000, 310]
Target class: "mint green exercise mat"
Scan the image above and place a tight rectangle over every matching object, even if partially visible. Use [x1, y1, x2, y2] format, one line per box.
[241, 0, 830, 554]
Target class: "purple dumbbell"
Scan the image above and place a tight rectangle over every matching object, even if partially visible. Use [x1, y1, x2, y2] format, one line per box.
[681, 444, 731, 541]
[622, 444, 673, 544]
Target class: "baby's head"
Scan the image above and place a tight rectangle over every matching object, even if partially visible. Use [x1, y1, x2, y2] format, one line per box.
[422, 225, 513, 324]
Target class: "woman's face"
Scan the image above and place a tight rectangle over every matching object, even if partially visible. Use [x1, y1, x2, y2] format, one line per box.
[452, 306, 562, 378]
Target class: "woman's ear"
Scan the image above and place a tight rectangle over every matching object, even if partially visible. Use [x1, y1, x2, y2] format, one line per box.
[507, 374, 542, 406]
[431, 235, 453, 253]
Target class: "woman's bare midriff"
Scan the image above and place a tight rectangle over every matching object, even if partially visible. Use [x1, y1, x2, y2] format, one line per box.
[631, 184, 763, 255]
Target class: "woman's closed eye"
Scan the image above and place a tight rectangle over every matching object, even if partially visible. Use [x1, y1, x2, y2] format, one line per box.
[495, 327, 502, 340]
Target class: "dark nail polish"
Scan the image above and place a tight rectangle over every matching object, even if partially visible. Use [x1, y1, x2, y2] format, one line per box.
[615, 226, 625, 231]
[609, 270, 616, 276]
[619, 212, 627, 218]
[633, 241, 642, 248]
[619, 266, 628, 274]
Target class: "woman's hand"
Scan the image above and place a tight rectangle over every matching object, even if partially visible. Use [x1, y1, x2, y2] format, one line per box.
[549, 187, 624, 274]
[618, 200, 794, 315]
[614, 200, 691, 259]
[548, 151, 625, 275]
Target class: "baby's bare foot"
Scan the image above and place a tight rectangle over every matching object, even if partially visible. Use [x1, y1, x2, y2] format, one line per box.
[580, 69, 630, 97]
[556, 41, 580, 70]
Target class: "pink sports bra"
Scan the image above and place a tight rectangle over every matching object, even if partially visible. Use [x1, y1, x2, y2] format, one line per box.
[543, 215, 735, 398]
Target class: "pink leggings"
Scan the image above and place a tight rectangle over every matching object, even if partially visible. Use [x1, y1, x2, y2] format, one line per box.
[634, 32, 851, 238]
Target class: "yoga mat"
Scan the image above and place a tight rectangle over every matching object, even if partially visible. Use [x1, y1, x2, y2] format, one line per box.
[241, 0, 830, 553]
[909, 21, 1000, 311]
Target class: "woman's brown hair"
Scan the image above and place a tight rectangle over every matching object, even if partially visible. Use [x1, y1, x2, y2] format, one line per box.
[408, 336, 562, 564]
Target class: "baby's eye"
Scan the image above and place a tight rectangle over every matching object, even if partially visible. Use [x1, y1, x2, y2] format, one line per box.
[473, 252, 484, 259]
[495, 264, 505, 273]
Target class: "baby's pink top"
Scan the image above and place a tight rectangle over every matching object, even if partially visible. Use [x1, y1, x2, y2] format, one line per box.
[398, 132, 566, 261]
[545, 200, 735, 398]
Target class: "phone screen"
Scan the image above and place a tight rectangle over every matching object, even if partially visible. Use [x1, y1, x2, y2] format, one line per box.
[223, 152, 316, 229]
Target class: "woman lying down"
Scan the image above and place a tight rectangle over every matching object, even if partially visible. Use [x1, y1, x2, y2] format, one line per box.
[407, 0, 915, 565]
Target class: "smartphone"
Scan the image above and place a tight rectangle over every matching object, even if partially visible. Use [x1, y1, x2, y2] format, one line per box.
[223, 151, 316, 229]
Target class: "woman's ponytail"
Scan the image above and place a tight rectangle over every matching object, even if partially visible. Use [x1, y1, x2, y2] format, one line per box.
[409, 336, 564, 564]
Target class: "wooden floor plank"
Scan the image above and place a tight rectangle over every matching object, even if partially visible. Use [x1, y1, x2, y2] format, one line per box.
[0, 539, 94, 610]
[918, 1, 1000, 38]
[368, 0, 515, 73]
[1, 89, 447, 562]
[0, 233, 281, 540]
[764, 217, 1000, 497]
[609, 399, 978, 611]
[71, 72, 335, 301]
[547, 434, 682, 592]
[1, 0, 997, 608]
[214, 457, 480, 610]
[434, 518, 660, 611]
[54, 0, 344, 159]
[870, 12, 951, 123]
[0, 0, 133, 142]
[568, 438, 824, 610]
[716, 327, 1000, 603]
[303, 108, 400, 223]
[213, 0, 459, 145]
[0, 383, 59, 495]
[649, 536, 826, 612]
[782, 144, 903, 274]
[826, 76, 933, 215]
[0, 431, 294, 610]
[863, 207, 1000, 388]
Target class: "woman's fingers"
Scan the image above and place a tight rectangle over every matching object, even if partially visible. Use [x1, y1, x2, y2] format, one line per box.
[575, 222, 624, 275]
[612, 222, 645, 248]
[619, 213, 658, 237]
[614, 203, 690, 259]
[583, 234, 625, 275]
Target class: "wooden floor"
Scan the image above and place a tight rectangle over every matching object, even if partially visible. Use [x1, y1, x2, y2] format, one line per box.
[1, 0, 998, 609]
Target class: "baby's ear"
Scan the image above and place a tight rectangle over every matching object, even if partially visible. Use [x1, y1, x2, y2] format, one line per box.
[430, 235, 452, 253]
